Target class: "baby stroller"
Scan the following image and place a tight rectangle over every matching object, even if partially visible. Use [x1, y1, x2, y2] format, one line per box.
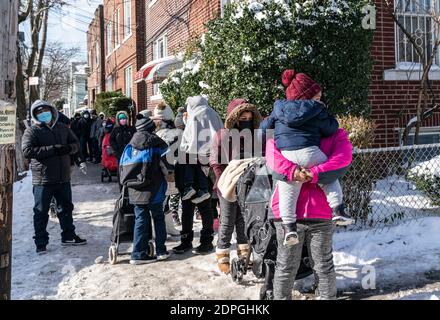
[108, 186, 154, 264]
[233, 157, 313, 300]
[101, 131, 118, 183]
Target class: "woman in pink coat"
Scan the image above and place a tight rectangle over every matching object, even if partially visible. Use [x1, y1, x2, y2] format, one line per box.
[266, 128, 353, 300]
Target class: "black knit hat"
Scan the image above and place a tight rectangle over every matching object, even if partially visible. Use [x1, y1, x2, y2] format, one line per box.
[135, 113, 156, 133]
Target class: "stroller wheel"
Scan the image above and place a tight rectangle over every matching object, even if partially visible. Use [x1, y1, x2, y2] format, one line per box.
[259, 286, 274, 300]
[231, 258, 244, 284]
[148, 240, 155, 257]
[108, 245, 118, 265]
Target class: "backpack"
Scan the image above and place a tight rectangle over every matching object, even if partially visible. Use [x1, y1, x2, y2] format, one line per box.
[119, 144, 158, 189]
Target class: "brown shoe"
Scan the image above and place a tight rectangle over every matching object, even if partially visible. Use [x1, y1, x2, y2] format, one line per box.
[216, 248, 230, 274]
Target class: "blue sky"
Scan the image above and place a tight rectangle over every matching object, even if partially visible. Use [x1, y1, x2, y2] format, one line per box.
[22, 0, 102, 60]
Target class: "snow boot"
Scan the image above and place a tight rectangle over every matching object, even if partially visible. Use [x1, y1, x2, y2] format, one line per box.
[237, 243, 252, 268]
[216, 248, 230, 274]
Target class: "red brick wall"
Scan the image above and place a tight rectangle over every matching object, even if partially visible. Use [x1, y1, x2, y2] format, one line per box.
[144, 0, 220, 111]
[369, 0, 440, 147]
[103, 0, 146, 114]
[87, 5, 105, 107]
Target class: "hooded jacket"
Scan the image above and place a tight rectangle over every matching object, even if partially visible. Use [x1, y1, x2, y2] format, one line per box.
[110, 111, 136, 160]
[267, 129, 352, 221]
[22, 100, 80, 185]
[210, 101, 264, 188]
[119, 129, 170, 205]
[260, 100, 339, 151]
[78, 110, 92, 138]
[180, 96, 223, 158]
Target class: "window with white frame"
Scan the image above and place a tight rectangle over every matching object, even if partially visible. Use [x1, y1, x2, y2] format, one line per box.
[124, 0, 132, 39]
[106, 76, 113, 91]
[114, 9, 120, 47]
[125, 66, 133, 97]
[153, 83, 161, 96]
[106, 22, 112, 55]
[153, 34, 168, 61]
[400, 127, 440, 145]
[395, 0, 440, 68]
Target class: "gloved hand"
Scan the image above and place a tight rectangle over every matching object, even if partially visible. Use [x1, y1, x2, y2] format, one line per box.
[54, 144, 72, 156]
[79, 162, 87, 175]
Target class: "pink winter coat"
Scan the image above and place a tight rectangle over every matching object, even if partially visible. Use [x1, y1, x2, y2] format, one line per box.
[266, 129, 353, 221]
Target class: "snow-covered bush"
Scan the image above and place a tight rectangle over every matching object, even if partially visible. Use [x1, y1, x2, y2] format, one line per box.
[201, 0, 373, 117]
[407, 156, 440, 206]
[159, 54, 205, 111]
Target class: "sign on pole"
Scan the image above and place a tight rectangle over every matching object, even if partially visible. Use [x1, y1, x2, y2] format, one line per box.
[0, 101, 16, 145]
[29, 77, 39, 86]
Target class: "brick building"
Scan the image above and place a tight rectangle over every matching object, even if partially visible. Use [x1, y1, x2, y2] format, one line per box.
[86, 5, 105, 107]
[369, 0, 440, 147]
[134, 0, 221, 110]
[87, 0, 147, 113]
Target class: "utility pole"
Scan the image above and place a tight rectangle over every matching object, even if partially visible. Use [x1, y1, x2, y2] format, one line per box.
[0, 0, 18, 300]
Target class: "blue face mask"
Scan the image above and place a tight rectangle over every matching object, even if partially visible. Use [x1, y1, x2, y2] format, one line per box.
[37, 111, 52, 124]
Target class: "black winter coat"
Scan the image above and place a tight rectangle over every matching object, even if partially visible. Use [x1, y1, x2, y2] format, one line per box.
[110, 125, 136, 160]
[78, 117, 92, 138]
[22, 122, 80, 185]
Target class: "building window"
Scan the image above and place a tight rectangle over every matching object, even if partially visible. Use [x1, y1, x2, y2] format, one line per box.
[106, 76, 113, 91]
[395, 0, 440, 68]
[106, 22, 112, 55]
[125, 66, 133, 97]
[153, 34, 168, 60]
[153, 83, 161, 96]
[124, 0, 132, 39]
[114, 9, 120, 47]
[95, 42, 99, 67]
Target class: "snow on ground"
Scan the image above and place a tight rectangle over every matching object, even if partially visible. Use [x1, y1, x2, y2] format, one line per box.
[11, 168, 440, 300]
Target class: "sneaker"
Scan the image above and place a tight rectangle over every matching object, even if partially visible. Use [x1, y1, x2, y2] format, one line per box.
[36, 245, 47, 255]
[182, 186, 197, 201]
[157, 251, 171, 261]
[191, 190, 211, 204]
[192, 242, 214, 255]
[282, 223, 299, 246]
[172, 242, 193, 254]
[61, 235, 87, 246]
[129, 255, 157, 265]
[332, 205, 355, 226]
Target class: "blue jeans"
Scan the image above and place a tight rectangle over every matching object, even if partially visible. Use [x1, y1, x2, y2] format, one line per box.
[132, 203, 167, 259]
[33, 183, 76, 246]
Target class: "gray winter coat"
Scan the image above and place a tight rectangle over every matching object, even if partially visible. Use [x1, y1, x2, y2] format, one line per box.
[22, 101, 79, 185]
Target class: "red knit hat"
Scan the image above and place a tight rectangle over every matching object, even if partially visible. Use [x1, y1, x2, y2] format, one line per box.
[282, 69, 322, 100]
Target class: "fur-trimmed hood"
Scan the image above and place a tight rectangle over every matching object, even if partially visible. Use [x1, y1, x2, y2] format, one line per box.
[224, 102, 262, 130]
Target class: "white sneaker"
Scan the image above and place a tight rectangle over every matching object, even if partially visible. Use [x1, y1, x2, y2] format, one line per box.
[157, 252, 171, 261]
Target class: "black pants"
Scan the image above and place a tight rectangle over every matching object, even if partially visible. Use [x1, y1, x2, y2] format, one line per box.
[80, 135, 90, 159]
[32, 183, 76, 246]
[180, 194, 214, 245]
[184, 164, 208, 191]
[91, 138, 101, 162]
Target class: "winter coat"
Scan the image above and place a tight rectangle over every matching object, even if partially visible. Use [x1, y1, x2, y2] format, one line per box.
[119, 130, 170, 205]
[22, 101, 80, 186]
[78, 114, 92, 138]
[180, 96, 223, 158]
[110, 111, 136, 160]
[210, 102, 263, 188]
[101, 133, 118, 172]
[267, 129, 352, 221]
[70, 117, 82, 138]
[90, 117, 103, 140]
[260, 100, 339, 151]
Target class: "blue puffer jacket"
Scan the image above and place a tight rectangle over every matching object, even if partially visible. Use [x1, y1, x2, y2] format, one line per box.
[260, 100, 339, 151]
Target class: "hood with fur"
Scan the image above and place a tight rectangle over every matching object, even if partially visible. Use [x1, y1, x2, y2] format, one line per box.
[225, 102, 262, 130]
[31, 100, 59, 127]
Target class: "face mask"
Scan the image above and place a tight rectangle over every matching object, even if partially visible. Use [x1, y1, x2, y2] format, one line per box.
[37, 111, 52, 124]
[84, 114, 90, 119]
[238, 120, 253, 130]
[119, 119, 127, 126]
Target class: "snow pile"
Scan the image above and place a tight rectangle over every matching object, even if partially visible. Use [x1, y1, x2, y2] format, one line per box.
[409, 155, 440, 178]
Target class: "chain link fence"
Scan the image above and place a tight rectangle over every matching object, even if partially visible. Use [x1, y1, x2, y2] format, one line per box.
[341, 143, 440, 230]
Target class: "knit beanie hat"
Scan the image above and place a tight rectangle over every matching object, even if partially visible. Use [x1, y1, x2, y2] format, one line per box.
[104, 119, 114, 131]
[153, 102, 174, 121]
[282, 69, 322, 100]
[135, 113, 156, 133]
